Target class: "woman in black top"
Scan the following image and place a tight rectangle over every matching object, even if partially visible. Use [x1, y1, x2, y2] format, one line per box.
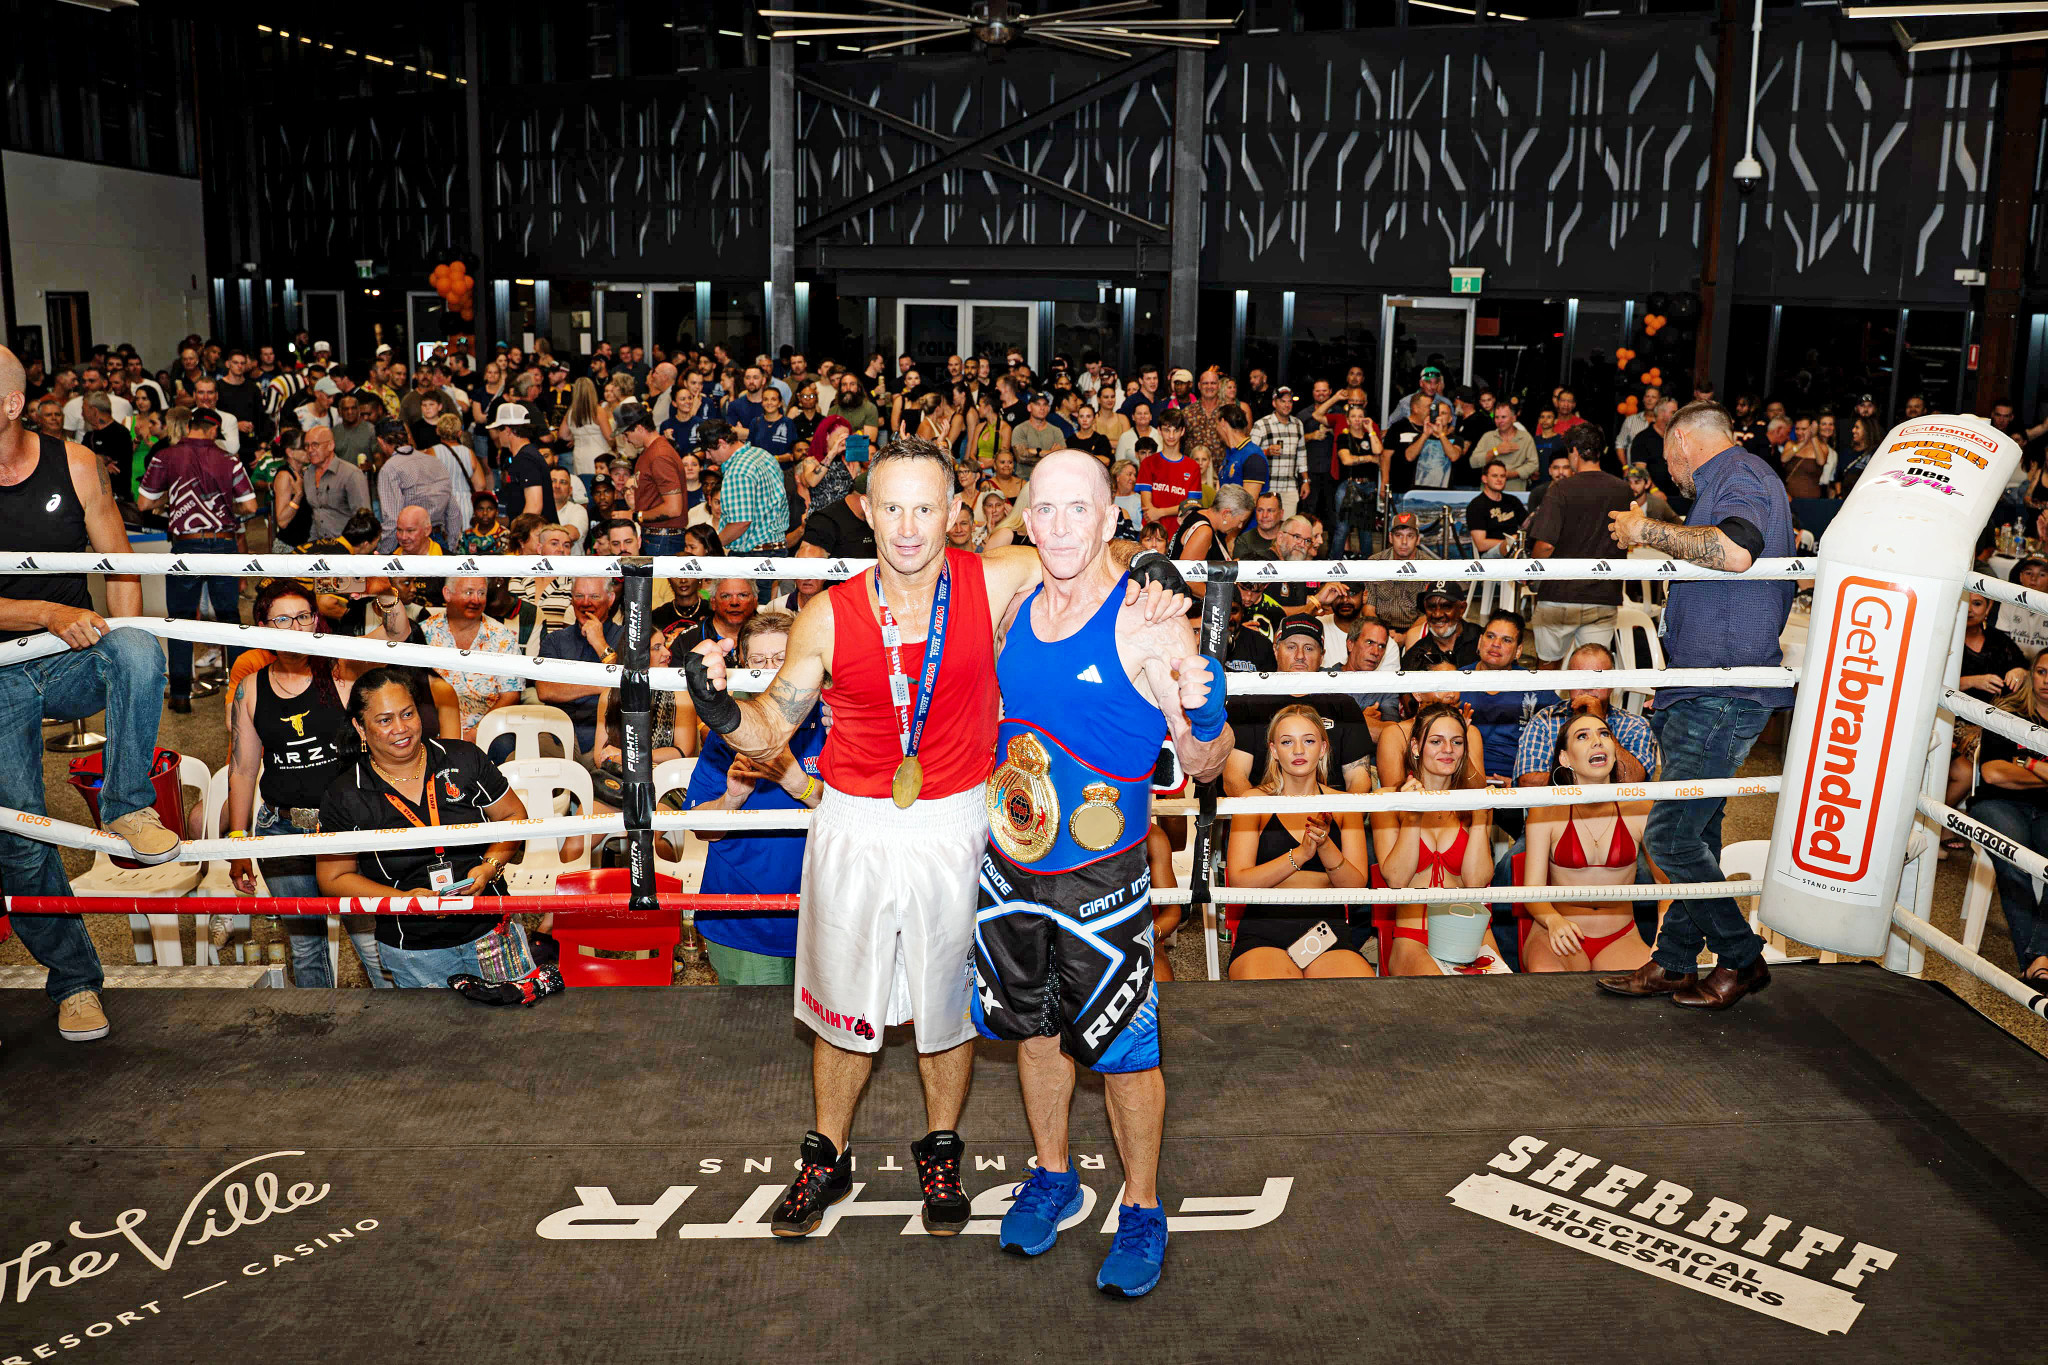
[1967, 648, 2048, 984]
[315, 666, 534, 988]
[1960, 591, 2027, 703]
[1223, 705, 1372, 979]
[1167, 485, 1254, 586]
[226, 582, 392, 988]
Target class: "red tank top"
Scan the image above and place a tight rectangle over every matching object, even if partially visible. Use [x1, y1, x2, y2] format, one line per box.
[819, 547, 1000, 800]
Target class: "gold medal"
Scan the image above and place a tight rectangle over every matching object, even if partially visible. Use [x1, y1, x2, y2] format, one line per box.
[1068, 782, 1126, 853]
[891, 755, 924, 809]
[985, 733, 1058, 863]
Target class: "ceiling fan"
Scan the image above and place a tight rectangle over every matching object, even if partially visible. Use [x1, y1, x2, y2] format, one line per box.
[1839, 1, 2048, 53]
[761, 1, 1240, 59]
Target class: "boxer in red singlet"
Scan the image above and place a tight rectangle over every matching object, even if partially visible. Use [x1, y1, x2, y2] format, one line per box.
[686, 437, 1184, 1240]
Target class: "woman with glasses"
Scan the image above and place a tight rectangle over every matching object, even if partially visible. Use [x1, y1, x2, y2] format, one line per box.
[421, 576, 521, 742]
[224, 581, 392, 988]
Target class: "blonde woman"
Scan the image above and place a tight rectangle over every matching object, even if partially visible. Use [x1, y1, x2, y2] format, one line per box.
[917, 389, 964, 454]
[1519, 712, 1654, 973]
[556, 377, 612, 487]
[1223, 705, 1374, 979]
[1371, 702, 1504, 976]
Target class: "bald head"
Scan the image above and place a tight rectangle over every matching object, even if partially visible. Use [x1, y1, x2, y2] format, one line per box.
[0, 347, 24, 411]
[1029, 448, 1114, 502]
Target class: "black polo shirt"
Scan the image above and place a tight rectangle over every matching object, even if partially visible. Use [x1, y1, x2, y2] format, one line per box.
[317, 738, 511, 952]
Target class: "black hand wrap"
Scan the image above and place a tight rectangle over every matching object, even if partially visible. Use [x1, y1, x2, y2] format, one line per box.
[1128, 549, 1192, 601]
[684, 650, 743, 735]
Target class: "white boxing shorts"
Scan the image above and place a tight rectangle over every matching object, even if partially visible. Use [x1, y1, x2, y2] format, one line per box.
[794, 784, 988, 1054]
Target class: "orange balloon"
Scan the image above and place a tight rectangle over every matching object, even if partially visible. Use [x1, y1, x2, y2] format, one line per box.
[449, 261, 468, 278]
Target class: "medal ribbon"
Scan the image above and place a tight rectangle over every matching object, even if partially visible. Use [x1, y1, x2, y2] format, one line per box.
[874, 562, 951, 765]
[383, 766, 445, 858]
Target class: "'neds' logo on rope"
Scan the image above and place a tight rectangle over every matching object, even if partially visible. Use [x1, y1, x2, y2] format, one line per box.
[1793, 577, 1916, 882]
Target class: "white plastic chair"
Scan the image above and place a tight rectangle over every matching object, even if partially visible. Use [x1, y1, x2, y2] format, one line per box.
[474, 704, 579, 764]
[653, 756, 708, 894]
[72, 754, 210, 966]
[192, 765, 261, 965]
[497, 758, 595, 894]
[1611, 603, 1665, 716]
[1719, 839, 1829, 964]
[1624, 546, 1672, 617]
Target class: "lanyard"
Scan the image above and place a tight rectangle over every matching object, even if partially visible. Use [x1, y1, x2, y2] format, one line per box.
[874, 563, 950, 762]
[382, 767, 444, 858]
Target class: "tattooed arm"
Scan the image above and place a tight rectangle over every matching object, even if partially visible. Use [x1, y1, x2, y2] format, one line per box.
[1608, 504, 1756, 572]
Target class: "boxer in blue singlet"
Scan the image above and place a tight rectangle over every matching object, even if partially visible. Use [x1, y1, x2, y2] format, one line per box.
[974, 450, 1234, 1299]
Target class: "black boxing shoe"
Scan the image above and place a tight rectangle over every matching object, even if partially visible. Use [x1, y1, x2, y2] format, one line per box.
[772, 1131, 853, 1237]
[911, 1129, 971, 1236]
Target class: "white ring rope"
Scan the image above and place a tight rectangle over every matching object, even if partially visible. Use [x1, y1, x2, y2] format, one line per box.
[0, 617, 621, 686]
[1917, 793, 2048, 883]
[1968, 573, 2044, 616]
[1943, 688, 2048, 757]
[0, 551, 1818, 583]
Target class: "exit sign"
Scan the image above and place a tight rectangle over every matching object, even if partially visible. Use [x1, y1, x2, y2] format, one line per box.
[355, 259, 377, 279]
[1449, 267, 1484, 296]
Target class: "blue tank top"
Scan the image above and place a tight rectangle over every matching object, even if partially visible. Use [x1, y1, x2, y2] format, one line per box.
[988, 575, 1168, 871]
[999, 575, 1168, 779]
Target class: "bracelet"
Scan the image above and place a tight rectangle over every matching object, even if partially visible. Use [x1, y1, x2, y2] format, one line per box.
[799, 774, 819, 803]
[1285, 850, 1301, 872]
[227, 830, 248, 839]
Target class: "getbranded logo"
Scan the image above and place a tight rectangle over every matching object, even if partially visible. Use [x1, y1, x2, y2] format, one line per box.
[1792, 576, 1916, 882]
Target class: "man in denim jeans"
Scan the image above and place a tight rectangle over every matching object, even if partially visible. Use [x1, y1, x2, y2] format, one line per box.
[0, 346, 182, 1045]
[1599, 401, 1794, 1010]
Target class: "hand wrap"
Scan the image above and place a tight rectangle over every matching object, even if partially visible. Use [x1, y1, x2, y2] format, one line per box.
[684, 650, 743, 735]
[1185, 654, 1228, 742]
[1127, 550, 1192, 602]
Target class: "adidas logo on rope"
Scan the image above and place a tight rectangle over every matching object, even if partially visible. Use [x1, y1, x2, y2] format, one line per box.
[456, 558, 479, 572]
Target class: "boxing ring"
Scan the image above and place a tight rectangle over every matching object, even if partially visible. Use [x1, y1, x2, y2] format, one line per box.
[0, 415, 2043, 1361]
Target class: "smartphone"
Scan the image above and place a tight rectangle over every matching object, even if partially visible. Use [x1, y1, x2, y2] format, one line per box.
[1287, 921, 1341, 970]
[846, 433, 871, 463]
[434, 875, 475, 895]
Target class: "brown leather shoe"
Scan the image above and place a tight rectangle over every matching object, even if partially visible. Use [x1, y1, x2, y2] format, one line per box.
[1672, 960, 1771, 1010]
[1595, 961, 1698, 997]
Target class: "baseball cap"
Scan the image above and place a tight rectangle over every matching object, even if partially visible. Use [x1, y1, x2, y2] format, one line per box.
[186, 406, 222, 429]
[312, 340, 332, 354]
[1454, 385, 1480, 404]
[1390, 512, 1420, 532]
[1273, 386, 1296, 398]
[1622, 463, 1650, 480]
[1857, 393, 1874, 404]
[1275, 618, 1324, 648]
[1421, 582, 1459, 606]
[1169, 367, 1194, 384]
[1420, 365, 1444, 379]
[375, 343, 394, 356]
[375, 417, 409, 442]
[487, 403, 531, 429]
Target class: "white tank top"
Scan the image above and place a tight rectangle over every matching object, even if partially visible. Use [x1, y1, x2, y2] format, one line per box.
[569, 421, 609, 475]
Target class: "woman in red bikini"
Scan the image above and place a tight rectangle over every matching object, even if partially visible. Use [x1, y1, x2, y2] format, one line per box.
[1372, 702, 1502, 976]
[1520, 712, 1654, 973]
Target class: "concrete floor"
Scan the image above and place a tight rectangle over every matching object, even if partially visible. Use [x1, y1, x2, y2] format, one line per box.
[4, 583, 2041, 1059]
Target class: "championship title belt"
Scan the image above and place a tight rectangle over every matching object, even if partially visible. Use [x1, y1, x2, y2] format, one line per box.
[985, 721, 1149, 870]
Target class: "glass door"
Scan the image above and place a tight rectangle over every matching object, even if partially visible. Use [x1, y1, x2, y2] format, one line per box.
[301, 290, 346, 360]
[1379, 295, 1476, 421]
[895, 300, 1041, 375]
[969, 302, 1036, 373]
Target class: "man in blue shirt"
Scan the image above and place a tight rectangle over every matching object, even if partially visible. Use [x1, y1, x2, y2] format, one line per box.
[1458, 611, 1548, 783]
[1598, 401, 1793, 1010]
[684, 608, 824, 985]
[534, 577, 624, 761]
[722, 364, 770, 437]
[1512, 643, 1658, 786]
[1214, 403, 1268, 499]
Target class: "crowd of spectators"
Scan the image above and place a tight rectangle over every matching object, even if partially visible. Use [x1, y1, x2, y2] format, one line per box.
[16, 328, 2048, 995]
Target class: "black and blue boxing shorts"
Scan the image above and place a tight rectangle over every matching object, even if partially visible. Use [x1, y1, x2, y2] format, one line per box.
[970, 839, 1158, 1074]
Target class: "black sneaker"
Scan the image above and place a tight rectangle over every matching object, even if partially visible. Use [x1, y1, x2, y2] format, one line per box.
[771, 1131, 853, 1237]
[910, 1129, 970, 1236]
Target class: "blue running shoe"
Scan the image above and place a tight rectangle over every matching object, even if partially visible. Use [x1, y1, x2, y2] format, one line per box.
[998, 1166, 1083, 1257]
[1096, 1202, 1168, 1298]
